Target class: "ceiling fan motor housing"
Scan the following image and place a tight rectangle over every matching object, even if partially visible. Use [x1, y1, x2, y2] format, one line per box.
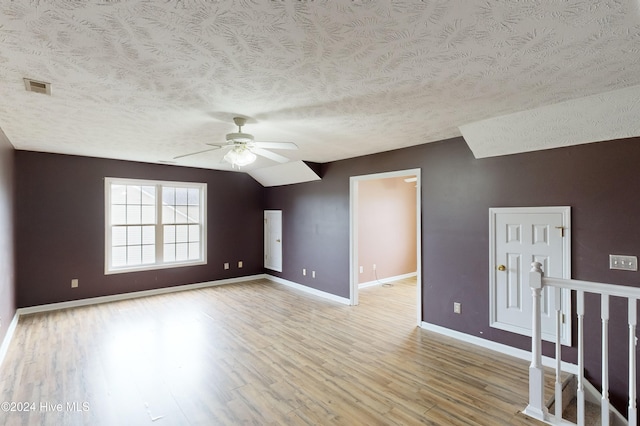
[226, 132, 254, 143]
[227, 117, 254, 143]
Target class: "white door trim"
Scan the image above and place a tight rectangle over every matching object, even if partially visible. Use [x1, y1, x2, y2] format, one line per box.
[349, 168, 422, 326]
[489, 206, 572, 346]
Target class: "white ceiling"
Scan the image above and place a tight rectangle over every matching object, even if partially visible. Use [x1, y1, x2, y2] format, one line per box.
[1, 0, 640, 172]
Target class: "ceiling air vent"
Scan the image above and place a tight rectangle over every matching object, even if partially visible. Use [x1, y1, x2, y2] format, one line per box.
[23, 78, 51, 95]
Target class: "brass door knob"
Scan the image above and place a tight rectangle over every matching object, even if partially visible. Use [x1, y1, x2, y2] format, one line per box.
[497, 265, 506, 271]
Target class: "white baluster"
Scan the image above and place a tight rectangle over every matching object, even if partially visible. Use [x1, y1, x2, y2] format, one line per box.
[577, 290, 585, 426]
[629, 298, 637, 425]
[601, 294, 610, 425]
[554, 286, 562, 420]
[524, 262, 546, 420]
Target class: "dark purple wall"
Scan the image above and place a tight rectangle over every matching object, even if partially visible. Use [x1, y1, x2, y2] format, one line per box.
[15, 151, 264, 308]
[264, 136, 640, 415]
[12, 136, 640, 415]
[0, 130, 16, 346]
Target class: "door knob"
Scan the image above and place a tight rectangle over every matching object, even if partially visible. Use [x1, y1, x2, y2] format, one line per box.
[497, 265, 506, 271]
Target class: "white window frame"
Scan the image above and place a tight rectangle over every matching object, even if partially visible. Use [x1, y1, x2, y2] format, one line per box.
[105, 177, 207, 274]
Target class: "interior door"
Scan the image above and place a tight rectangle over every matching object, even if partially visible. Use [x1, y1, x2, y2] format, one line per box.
[490, 207, 571, 345]
[264, 210, 282, 272]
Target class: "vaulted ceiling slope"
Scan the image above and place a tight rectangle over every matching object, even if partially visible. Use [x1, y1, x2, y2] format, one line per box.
[1, 1, 639, 171]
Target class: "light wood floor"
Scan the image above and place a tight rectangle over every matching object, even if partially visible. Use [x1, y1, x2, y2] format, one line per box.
[0, 278, 548, 425]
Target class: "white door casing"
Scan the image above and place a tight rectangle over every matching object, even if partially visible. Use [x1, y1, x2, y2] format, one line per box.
[349, 168, 422, 326]
[264, 210, 282, 272]
[489, 207, 571, 346]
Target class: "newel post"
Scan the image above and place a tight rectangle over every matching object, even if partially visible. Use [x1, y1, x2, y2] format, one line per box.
[525, 261, 547, 420]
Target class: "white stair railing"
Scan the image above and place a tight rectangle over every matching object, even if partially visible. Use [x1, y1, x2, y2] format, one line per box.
[524, 262, 640, 425]
[602, 294, 610, 426]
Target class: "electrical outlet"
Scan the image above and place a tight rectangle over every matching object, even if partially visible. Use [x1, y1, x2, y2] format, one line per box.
[373, 263, 377, 271]
[224, 262, 230, 270]
[71, 279, 79, 288]
[238, 261, 243, 268]
[453, 302, 461, 314]
[303, 268, 306, 276]
[609, 255, 638, 271]
[359, 266, 363, 273]
[312, 271, 316, 278]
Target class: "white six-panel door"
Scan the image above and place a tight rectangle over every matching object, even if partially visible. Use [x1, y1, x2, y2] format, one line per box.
[489, 207, 571, 346]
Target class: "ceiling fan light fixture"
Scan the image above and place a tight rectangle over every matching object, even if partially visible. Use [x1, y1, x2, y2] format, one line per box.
[223, 145, 257, 168]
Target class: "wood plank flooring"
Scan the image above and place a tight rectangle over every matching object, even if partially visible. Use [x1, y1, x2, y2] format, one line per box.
[0, 278, 548, 425]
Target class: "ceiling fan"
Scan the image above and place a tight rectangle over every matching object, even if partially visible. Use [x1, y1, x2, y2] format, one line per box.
[174, 117, 298, 168]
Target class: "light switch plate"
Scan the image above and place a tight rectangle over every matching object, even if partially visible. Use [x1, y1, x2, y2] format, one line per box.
[609, 255, 638, 271]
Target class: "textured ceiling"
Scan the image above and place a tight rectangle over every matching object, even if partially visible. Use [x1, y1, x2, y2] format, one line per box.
[461, 84, 640, 158]
[1, 0, 640, 172]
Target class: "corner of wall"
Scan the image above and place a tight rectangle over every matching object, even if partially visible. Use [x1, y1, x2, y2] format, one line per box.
[0, 128, 17, 356]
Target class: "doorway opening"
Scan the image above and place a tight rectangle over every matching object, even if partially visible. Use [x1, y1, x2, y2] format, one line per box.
[349, 168, 422, 326]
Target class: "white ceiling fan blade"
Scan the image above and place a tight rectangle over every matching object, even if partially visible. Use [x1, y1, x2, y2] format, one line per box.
[173, 145, 221, 160]
[252, 147, 290, 163]
[253, 141, 298, 150]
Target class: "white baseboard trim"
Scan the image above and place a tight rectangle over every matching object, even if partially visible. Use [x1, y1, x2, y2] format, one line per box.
[17, 274, 268, 316]
[0, 312, 20, 371]
[421, 322, 579, 375]
[266, 275, 351, 305]
[358, 272, 417, 289]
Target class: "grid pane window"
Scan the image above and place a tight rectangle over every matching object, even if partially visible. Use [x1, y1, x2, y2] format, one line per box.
[161, 185, 203, 264]
[112, 246, 127, 267]
[112, 227, 127, 246]
[110, 225, 156, 268]
[176, 206, 188, 224]
[106, 178, 206, 274]
[188, 242, 200, 260]
[128, 245, 142, 265]
[176, 243, 188, 261]
[141, 206, 155, 223]
[187, 206, 199, 223]
[188, 224, 200, 241]
[175, 188, 188, 205]
[111, 205, 126, 225]
[164, 244, 175, 262]
[127, 185, 141, 203]
[142, 245, 155, 264]
[142, 226, 155, 244]
[188, 188, 199, 205]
